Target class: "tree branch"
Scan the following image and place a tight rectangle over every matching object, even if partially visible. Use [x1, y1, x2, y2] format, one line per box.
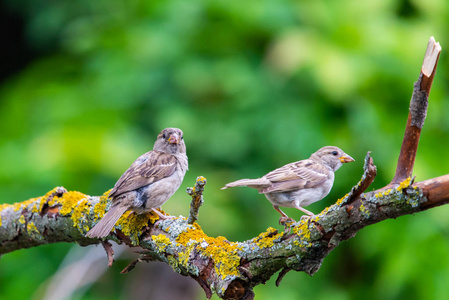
[0, 37, 444, 300]
[391, 36, 441, 185]
[1, 167, 448, 298]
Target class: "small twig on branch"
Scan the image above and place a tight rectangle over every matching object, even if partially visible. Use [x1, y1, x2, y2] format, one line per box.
[276, 267, 292, 287]
[101, 240, 114, 267]
[187, 176, 207, 224]
[391, 36, 441, 185]
[345, 152, 377, 204]
[121, 258, 141, 274]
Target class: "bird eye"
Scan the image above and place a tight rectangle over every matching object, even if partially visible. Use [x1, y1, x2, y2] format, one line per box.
[332, 151, 338, 156]
[162, 133, 167, 139]
[181, 135, 184, 140]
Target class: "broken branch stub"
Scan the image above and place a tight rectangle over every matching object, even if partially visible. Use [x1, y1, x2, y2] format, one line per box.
[391, 36, 441, 185]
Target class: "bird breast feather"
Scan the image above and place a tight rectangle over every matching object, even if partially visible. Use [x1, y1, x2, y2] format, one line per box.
[109, 151, 178, 198]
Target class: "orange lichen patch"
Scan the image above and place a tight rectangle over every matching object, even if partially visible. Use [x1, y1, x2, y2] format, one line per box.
[176, 223, 242, 279]
[176, 222, 203, 245]
[92, 190, 111, 222]
[252, 227, 284, 249]
[116, 211, 152, 245]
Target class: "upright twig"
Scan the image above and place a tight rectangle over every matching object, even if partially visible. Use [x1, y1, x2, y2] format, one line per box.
[391, 36, 441, 185]
[187, 176, 207, 224]
[345, 152, 377, 204]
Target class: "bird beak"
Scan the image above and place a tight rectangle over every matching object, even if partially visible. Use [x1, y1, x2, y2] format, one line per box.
[339, 155, 355, 163]
[168, 134, 180, 144]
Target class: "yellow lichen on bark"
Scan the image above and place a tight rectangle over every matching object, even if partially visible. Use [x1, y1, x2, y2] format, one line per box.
[334, 193, 350, 206]
[92, 190, 111, 221]
[152, 234, 172, 252]
[252, 227, 284, 249]
[19, 215, 25, 224]
[116, 211, 154, 244]
[0, 203, 10, 226]
[26, 222, 44, 241]
[12, 197, 41, 213]
[176, 223, 242, 279]
[48, 191, 91, 232]
[292, 220, 312, 247]
[397, 177, 412, 190]
[0, 187, 64, 227]
[49, 191, 87, 216]
[359, 202, 370, 217]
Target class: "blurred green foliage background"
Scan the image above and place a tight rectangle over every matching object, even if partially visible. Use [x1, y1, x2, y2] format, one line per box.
[1, 0, 449, 299]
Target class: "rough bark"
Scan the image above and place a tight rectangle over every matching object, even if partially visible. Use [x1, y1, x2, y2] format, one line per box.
[0, 37, 443, 300]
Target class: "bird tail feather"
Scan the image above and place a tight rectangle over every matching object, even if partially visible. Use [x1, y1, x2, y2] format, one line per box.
[86, 204, 129, 238]
[221, 178, 271, 190]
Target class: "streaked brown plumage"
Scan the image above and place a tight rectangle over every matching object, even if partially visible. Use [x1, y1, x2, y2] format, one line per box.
[222, 146, 354, 221]
[86, 128, 188, 238]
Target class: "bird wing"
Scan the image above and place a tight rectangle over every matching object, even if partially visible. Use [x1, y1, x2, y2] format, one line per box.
[109, 151, 178, 198]
[260, 159, 329, 193]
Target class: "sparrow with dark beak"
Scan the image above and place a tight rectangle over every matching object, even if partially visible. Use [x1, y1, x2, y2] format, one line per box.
[86, 128, 188, 238]
[222, 146, 354, 222]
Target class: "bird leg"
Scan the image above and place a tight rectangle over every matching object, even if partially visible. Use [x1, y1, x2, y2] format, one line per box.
[151, 208, 175, 220]
[273, 205, 288, 218]
[293, 203, 315, 218]
[273, 205, 295, 225]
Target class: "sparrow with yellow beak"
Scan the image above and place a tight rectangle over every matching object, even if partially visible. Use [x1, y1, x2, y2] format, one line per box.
[87, 128, 188, 238]
[222, 146, 354, 222]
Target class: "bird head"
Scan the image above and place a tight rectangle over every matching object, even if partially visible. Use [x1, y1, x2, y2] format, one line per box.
[154, 128, 186, 154]
[311, 146, 354, 171]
